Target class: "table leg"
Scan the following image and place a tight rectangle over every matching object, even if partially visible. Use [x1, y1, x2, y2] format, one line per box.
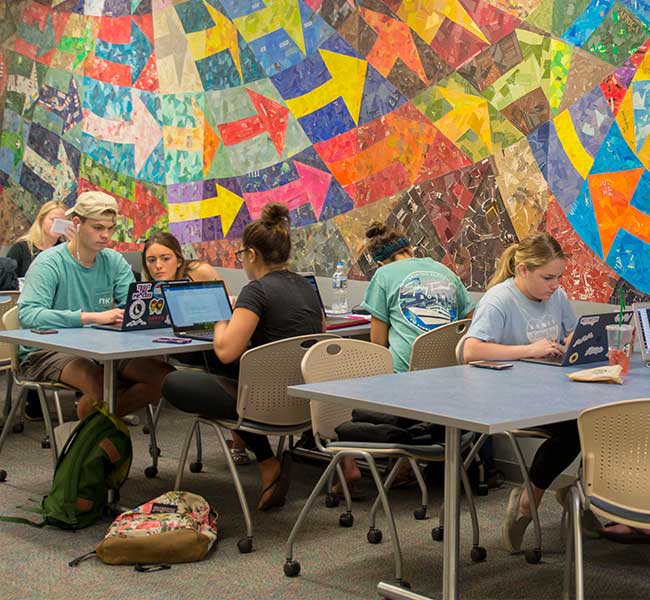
[103, 360, 117, 505]
[443, 426, 461, 600]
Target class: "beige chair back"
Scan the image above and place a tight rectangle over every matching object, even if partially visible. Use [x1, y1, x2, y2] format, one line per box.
[236, 333, 338, 426]
[409, 318, 471, 371]
[1, 305, 20, 370]
[579, 398, 650, 516]
[455, 334, 469, 365]
[301, 338, 393, 440]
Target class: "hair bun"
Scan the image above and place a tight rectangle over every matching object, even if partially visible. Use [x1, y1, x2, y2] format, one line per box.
[261, 203, 290, 229]
[365, 222, 387, 239]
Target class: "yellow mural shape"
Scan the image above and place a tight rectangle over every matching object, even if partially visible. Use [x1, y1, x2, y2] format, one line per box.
[169, 185, 243, 237]
[554, 110, 593, 179]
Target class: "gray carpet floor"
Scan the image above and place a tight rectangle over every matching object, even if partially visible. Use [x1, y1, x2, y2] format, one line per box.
[1, 392, 649, 600]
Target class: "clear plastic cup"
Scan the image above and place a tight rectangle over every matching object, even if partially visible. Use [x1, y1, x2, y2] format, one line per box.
[606, 323, 634, 375]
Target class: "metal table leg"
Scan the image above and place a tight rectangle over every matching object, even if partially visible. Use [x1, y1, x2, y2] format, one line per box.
[103, 360, 119, 506]
[443, 426, 461, 600]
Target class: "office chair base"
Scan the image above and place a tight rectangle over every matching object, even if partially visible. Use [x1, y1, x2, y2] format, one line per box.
[367, 527, 383, 544]
[144, 466, 158, 479]
[284, 559, 301, 577]
[238, 537, 253, 554]
[189, 461, 203, 473]
[339, 511, 354, 527]
[471, 546, 487, 562]
[525, 549, 542, 564]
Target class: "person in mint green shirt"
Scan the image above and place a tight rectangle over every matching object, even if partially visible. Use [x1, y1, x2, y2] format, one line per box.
[360, 222, 475, 373]
[18, 190, 174, 420]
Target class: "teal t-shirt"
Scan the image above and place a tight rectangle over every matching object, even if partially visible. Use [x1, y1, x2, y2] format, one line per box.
[360, 257, 475, 372]
[18, 243, 134, 358]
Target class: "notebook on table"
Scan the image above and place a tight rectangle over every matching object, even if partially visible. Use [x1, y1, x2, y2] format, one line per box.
[94, 281, 176, 332]
[633, 303, 650, 366]
[521, 310, 633, 367]
[161, 280, 232, 342]
[301, 274, 370, 330]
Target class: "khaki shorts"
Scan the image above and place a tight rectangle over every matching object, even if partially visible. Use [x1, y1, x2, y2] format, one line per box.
[20, 350, 132, 385]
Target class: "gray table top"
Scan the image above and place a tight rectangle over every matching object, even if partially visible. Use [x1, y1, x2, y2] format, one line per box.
[0, 327, 213, 361]
[288, 359, 650, 434]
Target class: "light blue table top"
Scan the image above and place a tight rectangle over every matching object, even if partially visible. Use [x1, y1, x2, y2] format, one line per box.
[0, 327, 213, 361]
[288, 358, 650, 434]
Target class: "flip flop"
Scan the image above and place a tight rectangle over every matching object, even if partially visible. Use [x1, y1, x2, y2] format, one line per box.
[258, 455, 292, 512]
[598, 522, 650, 545]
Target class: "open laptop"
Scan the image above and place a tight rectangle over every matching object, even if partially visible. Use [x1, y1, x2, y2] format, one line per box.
[522, 310, 633, 366]
[94, 281, 174, 331]
[633, 303, 650, 366]
[161, 280, 232, 341]
[302, 274, 370, 330]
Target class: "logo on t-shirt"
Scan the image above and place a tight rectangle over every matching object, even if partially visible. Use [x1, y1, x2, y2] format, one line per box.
[525, 314, 560, 343]
[398, 271, 457, 331]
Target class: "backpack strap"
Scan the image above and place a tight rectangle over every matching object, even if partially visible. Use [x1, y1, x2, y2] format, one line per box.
[134, 564, 171, 573]
[68, 551, 97, 567]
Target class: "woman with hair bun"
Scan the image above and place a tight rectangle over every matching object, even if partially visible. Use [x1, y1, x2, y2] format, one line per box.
[162, 204, 324, 511]
[464, 233, 586, 553]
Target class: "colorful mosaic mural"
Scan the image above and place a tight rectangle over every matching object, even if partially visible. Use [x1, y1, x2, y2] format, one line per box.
[1, 0, 650, 301]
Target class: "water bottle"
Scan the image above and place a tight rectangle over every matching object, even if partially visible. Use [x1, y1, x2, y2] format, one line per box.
[330, 260, 349, 314]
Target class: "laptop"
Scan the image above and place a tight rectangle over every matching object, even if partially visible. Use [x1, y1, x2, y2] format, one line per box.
[94, 281, 175, 331]
[161, 280, 232, 342]
[522, 310, 633, 367]
[302, 274, 370, 330]
[633, 303, 650, 366]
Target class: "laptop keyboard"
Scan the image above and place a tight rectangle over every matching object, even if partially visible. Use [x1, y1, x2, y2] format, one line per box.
[186, 330, 213, 339]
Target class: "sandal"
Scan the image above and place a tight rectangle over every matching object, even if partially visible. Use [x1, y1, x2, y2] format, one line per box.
[258, 454, 292, 511]
[226, 440, 251, 465]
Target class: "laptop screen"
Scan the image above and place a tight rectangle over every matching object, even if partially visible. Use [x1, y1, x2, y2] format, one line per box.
[301, 274, 325, 310]
[162, 281, 232, 328]
[634, 304, 650, 359]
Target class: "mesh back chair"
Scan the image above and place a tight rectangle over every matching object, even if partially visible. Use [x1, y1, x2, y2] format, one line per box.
[564, 399, 650, 600]
[0, 306, 76, 480]
[456, 333, 550, 564]
[409, 319, 472, 371]
[173, 333, 337, 554]
[0, 293, 19, 424]
[283, 339, 479, 586]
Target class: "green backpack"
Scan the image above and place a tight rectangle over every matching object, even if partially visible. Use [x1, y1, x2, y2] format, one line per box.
[3, 407, 132, 530]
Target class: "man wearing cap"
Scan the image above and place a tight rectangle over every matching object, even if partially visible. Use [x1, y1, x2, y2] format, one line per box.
[18, 190, 174, 419]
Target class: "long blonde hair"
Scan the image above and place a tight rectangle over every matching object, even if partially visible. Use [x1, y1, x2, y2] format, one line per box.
[488, 233, 565, 289]
[16, 200, 68, 255]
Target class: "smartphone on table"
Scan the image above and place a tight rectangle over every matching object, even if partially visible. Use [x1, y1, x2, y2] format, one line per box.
[468, 360, 513, 370]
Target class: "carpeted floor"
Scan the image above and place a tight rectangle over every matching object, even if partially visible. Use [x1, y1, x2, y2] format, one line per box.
[1, 391, 649, 600]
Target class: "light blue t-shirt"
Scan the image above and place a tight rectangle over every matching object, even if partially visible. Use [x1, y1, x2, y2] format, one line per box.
[466, 278, 578, 346]
[18, 243, 134, 357]
[361, 257, 475, 372]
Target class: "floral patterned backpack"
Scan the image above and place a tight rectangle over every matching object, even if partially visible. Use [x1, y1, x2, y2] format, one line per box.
[70, 491, 218, 570]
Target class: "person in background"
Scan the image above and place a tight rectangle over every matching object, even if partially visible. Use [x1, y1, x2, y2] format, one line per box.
[337, 222, 475, 490]
[18, 190, 174, 420]
[7, 200, 72, 419]
[162, 203, 324, 511]
[141, 231, 251, 464]
[462, 232, 589, 553]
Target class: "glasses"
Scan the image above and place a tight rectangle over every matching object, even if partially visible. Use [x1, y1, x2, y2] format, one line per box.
[234, 248, 248, 263]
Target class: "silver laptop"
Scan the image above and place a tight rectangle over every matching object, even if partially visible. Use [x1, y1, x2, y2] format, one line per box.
[633, 303, 650, 366]
[522, 311, 633, 367]
[161, 280, 232, 342]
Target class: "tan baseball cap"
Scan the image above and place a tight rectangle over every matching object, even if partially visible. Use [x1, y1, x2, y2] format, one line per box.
[65, 190, 118, 220]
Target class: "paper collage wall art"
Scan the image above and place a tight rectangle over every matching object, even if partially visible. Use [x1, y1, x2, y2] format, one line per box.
[1, 0, 650, 301]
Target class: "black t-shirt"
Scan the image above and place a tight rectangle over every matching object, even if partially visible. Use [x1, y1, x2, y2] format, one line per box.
[235, 270, 323, 348]
[6, 240, 36, 278]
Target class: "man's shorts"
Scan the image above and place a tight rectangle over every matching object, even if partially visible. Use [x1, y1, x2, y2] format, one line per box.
[20, 350, 132, 384]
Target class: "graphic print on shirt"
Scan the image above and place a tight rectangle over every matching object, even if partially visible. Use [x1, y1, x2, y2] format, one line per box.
[398, 271, 457, 331]
[525, 313, 560, 343]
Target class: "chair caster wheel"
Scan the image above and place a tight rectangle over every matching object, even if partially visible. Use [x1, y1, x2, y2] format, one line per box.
[237, 537, 253, 554]
[367, 528, 382, 544]
[142, 426, 150, 435]
[413, 506, 427, 520]
[41, 436, 51, 449]
[149, 446, 161, 458]
[189, 462, 203, 473]
[325, 493, 339, 508]
[477, 483, 489, 496]
[12, 423, 24, 434]
[525, 549, 542, 564]
[284, 559, 301, 577]
[431, 526, 444, 541]
[144, 466, 158, 478]
[339, 512, 353, 527]
[0, 469, 6, 482]
[471, 546, 487, 562]
[396, 579, 411, 589]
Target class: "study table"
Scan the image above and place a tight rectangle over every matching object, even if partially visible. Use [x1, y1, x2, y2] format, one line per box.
[287, 358, 650, 600]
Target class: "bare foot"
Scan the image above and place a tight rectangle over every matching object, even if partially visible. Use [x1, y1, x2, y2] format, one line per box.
[519, 485, 545, 519]
[603, 523, 650, 535]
